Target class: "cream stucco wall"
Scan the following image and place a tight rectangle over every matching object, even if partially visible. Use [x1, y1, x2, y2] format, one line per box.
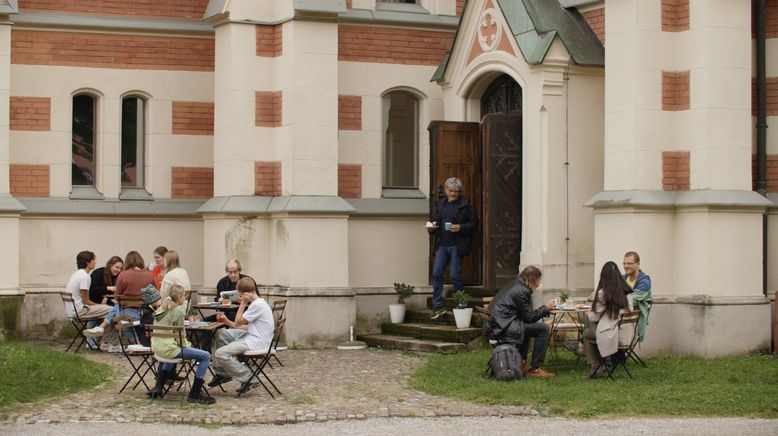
[201, 215, 273, 290]
[10, 65, 214, 198]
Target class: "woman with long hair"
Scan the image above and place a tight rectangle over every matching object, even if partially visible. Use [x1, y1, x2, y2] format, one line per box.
[160, 250, 191, 299]
[148, 284, 215, 404]
[582, 261, 630, 378]
[89, 255, 123, 306]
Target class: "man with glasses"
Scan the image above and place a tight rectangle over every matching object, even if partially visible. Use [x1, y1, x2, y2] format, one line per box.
[622, 251, 651, 342]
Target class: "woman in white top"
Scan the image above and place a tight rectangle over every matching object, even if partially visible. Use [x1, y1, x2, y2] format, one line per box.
[160, 250, 191, 299]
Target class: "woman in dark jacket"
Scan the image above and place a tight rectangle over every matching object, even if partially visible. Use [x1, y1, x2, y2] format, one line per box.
[89, 255, 123, 306]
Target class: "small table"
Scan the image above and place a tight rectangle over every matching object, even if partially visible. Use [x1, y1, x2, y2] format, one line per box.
[193, 303, 239, 320]
[548, 307, 590, 370]
[185, 321, 224, 349]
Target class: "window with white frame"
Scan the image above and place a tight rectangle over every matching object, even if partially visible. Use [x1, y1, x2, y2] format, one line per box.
[382, 90, 419, 189]
[72, 94, 96, 186]
[121, 96, 146, 188]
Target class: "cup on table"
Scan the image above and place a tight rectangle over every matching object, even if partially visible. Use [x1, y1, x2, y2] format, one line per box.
[216, 312, 225, 324]
[221, 298, 231, 306]
[444, 222, 452, 231]
[199, 296, 208, 305]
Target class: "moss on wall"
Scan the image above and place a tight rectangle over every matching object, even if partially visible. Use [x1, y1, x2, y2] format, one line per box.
[0, 296, 22, 339]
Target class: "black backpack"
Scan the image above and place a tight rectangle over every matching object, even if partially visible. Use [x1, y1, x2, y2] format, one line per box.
[490, 344, 523, 381]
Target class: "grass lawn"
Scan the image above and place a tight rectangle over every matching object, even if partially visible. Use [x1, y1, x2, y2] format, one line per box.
[0, 341, 113, 413]
[409, 348, 778, 418]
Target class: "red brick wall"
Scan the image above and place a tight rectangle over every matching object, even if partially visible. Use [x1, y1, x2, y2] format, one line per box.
[756, 77, 778, 116]
[255, 91, 282, 128]
[256, 24, 282, 57]
[11, 30, 214, 72]
[662, 151, 690, 191]
[171, 167, 213, 198]
[662, 71, 690, 111]
[255, 161, 282, 196]
[754, 154, 778, 192]
[338, 25, 454, 66]
[582, 8, 605, 44]
[10, 164, 49, 197]
[766, 0, 778, 38]
[662, 0, 690, 32]
[338, 164, 362, 198]
[18, 0, 208, 20]
[346, 0, 352, 8]
[172, 101, 214, 135]
[456, 0, 465, 16]
[10, 97, 50, 131]
[338, 95, 362, 131]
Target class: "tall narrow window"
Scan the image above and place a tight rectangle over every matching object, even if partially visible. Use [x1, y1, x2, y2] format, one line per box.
[72, 94, 96, 186]
[121, 96, 145, 188]
[382, 91, 419, 189]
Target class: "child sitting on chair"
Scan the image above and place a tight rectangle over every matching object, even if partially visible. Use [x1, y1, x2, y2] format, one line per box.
[149, 284, 215, 404]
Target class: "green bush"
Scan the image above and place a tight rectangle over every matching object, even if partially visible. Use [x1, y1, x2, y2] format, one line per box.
[392, 282, 415, 305]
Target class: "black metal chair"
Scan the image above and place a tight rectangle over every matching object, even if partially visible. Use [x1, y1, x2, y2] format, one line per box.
[624, 301, 652, 368]
[268, 299, 287, 368]
[593, 310, 641, 380]
[60, 291, 99, 353]
[145, 324, 202, 402]
[237, 317, 286, 398]
[114, 314, 156, 393]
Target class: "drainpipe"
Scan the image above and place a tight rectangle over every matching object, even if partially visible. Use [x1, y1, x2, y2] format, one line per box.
[756, 0, 768, 299]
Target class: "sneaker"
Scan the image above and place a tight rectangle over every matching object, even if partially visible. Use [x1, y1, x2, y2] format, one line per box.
[430, 307, 447, 320]
[236, 379, 261, 394]
[526, 367, 556, 378]
[83, 326, 105, 337]
[207, 374, 233, 388]
[564, 341, 585, 357]
[521, 362, 529, 375]
[107, 344, 123, 353]
[99, 341, 110, 352]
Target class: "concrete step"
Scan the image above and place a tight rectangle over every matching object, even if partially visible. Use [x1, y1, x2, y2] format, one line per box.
[357, 334, 467, 354]
[405, 309, 487, 327]
[425, 296, 494, 310]
[380, 322, 482, 343]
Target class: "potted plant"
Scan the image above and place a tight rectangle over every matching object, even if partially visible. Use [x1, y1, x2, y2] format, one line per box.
[558, 290, 569, 309]
[452, 290, 472, 328]
[389, 282, 414, 324]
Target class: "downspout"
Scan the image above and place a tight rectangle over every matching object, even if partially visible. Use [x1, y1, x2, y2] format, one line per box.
[756, 0, 768, 298]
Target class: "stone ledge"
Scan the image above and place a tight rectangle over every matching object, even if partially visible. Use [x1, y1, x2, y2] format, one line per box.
[198, 196, 354, 215]
[586, 190, 773, 209]
[652, 294, 770, 306]
[17, 197, 205, 216]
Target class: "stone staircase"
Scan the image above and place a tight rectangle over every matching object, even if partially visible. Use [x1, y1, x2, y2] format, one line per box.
[358, 287, 498, 353]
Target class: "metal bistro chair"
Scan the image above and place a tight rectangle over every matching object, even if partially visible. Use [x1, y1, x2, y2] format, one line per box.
[237, 316, 286, 398]
[60, 291, 99, 353]
[593, 310, 641, 380]
[474, 305, 505, 376]
[625, 301, 652, 368]
[145, 324, 203, 402]
[115, 294, 145, 343]
[268, 299, 287, 368]
[114, 314, 156, 393]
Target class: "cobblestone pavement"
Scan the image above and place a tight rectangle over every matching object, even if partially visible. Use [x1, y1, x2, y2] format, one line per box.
[2, 345, 534, 426]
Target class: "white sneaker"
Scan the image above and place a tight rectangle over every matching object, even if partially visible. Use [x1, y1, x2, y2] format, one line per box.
[83, 326, 105, 337]
[107, 344, 123, 353]
[99, 341, 110, 352]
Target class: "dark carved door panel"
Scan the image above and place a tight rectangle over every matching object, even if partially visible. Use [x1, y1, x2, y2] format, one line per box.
[428, 121, 482, 286]
[482, 113, 521, 288]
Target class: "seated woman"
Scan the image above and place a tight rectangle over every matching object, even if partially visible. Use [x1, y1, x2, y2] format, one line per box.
[148, 285, 215, 404]
[582, 261, 631, 379]
[84, 251, 154, 345]
[89, 255, 123, 306]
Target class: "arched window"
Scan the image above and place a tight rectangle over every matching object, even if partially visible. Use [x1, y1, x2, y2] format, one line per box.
[121, 96, 146, 188]
[72, 94, 96, 186]
[382, 90, 419, 189]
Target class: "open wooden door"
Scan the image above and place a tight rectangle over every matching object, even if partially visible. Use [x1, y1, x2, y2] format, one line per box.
[428, 121, 482, 286]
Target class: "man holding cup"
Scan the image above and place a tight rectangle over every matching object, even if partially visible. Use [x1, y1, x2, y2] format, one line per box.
[426, 177, 479, 319]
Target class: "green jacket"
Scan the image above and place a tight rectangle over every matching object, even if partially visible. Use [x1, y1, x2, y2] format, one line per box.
[150, 305, 190, 359]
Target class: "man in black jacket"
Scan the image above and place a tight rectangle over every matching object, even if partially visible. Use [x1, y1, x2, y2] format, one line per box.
[427, 177, 479, 319]
[489, 266, 556, 378]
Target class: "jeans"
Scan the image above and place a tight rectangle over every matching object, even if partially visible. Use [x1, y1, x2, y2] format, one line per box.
[432, 245, 462, 309]
[106, 306, 140, 341]
[518, 321, 550, 369]
[161, 347, 211, 380]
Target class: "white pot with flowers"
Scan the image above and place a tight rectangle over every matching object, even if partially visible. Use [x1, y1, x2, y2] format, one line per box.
[452, 290, 473, 329]
[389, 282, 414, 324]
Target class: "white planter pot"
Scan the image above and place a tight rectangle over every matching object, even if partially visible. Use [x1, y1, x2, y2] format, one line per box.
[388, 304, 406, 324]
[453, 307, 473, 328]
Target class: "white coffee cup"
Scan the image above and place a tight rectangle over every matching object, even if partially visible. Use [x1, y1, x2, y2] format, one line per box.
[444, 222, 452, 231]
[199, 296, 208, 305]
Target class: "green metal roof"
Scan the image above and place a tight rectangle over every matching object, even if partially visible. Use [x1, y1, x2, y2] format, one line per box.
[432, 0, 603, 82]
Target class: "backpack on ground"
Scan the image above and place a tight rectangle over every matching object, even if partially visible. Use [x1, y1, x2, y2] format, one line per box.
[490, 344, 523, 381]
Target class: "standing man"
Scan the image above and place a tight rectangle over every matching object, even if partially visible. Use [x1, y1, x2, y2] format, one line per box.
[66, 251, 119, 350]
[208, 277, 275, 394]
[623, 251, 651, 342]
[488, 266, 556, 378]
[427, 177, 479, 319]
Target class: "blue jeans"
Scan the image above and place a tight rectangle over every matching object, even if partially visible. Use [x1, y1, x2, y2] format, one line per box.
[105, 306, 140, 341]
[432, 245, 462, 309]
[161, 347, 211, 380]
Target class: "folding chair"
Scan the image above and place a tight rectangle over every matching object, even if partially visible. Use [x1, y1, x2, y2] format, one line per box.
[114, 315, 156, 393]
[60, 292, 99, 353]
[268, 299, 287, 367]
[474, 305, 505, 376]
[237, 316, 286, 398]
[145, 325, 202, 402]
[593, 310, 640, 380]
[115, 295, 145, 343]
[625, 301, 652, 368]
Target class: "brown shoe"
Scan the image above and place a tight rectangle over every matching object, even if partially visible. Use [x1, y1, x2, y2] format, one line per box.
[521, 362, 529, 375]
[527, 367, 555, 378]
